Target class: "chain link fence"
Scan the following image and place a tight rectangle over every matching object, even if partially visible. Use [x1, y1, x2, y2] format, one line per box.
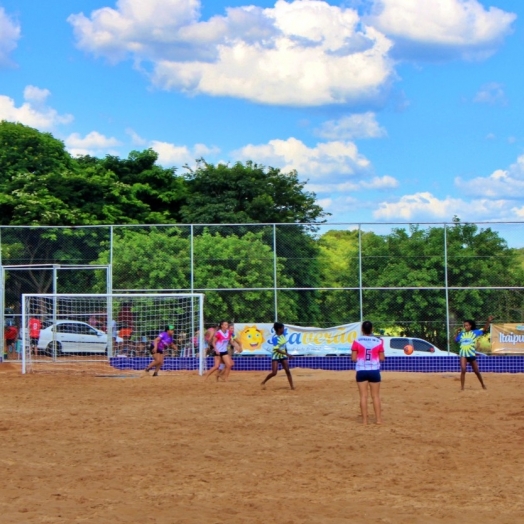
[2, 222, 523, 358]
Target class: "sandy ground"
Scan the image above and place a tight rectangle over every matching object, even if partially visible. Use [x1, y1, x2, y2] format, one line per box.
[1, 364, 524, 524]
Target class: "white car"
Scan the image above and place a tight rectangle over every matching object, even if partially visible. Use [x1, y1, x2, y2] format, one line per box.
[284, 336, 455, 357]
[381, 336, 455, 357]
[37, 320, 121, 356]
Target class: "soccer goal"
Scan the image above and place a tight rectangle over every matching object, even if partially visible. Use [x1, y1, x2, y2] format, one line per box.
[21, 293, 205, 375]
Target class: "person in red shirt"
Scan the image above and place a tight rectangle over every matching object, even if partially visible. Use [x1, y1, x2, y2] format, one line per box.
[4, 324, 18, 360]
[29, 317, 42, 356]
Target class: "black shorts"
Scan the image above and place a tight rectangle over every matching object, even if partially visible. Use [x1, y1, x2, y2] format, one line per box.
[217, 351, 228, 357]
[356, 370, 381, 383]
[30, 337, 39, 346]
[6, 339, 15, 346]
[272, 357, 288, 362]
[465, 356, 476, 363]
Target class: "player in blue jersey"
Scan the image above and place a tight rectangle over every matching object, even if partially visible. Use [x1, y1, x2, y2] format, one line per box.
[261, 322, 294, 390]
[455, 316, 493, 391]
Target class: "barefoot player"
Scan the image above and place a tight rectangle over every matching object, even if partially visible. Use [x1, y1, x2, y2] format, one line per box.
[455, 316, 492, 391]
[261, 322, 294, 390]
[351, 321, 384, 425]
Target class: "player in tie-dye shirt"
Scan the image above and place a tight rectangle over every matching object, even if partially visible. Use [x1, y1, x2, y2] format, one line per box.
[455, 316, 492, 391]
[261, 322, 294, 390]
[351, 321, 384, 425]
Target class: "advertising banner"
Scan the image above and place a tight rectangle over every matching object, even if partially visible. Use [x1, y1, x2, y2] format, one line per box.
[235, 322, 361, 356]
[491, 324, 524, 354]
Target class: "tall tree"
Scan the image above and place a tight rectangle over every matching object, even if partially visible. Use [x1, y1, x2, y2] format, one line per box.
[180, 160, 325, 224]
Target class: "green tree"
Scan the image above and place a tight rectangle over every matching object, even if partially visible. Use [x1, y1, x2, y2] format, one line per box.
[180, 160, 325, 224]
[316, 229, 360, 325]
[95, 228, 296, 323]
[180, 161, 326, 324]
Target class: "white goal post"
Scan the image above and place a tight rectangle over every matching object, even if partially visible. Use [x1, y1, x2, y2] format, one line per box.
[21, 293, 205, 375]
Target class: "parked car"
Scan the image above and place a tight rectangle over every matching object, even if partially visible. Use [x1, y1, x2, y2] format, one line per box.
[381, 336, 455, 357]
[285, 336, 456, 357]
[37, 320, 122, 356]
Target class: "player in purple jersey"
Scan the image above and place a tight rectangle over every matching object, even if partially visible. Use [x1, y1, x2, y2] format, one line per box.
[145, 325, 177, 377]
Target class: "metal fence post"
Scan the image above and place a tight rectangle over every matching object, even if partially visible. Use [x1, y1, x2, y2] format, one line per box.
[444, 224, 451, 355]
[273, 224, 278, 322]
[0, 228, 4, 358]
[190, 225, 194, 294]
[107, 226, 114, 358]
[358, 224, 363, 323]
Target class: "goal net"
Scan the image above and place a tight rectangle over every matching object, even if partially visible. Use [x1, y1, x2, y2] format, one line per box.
[21, 293, 205, 375]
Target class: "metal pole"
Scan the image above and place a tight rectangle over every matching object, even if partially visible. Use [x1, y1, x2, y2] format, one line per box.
[444, 224, 451, 355]
[273, 224, 278, 322]
[0, 267, 5, 363]
[190, 225, 194, 294]
[52, 266, 58, 361]
[0, 229, 4, 361]
[107, 227, 114, 358]
[190, 226, 195, 358]
[199, 294, 205, 375]
[21, 293, 26, 374]
[358, 225, 363, 322]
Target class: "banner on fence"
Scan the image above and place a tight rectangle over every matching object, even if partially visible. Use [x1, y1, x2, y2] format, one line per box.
[235, 322, 361, 356]
[491, 324, 524, 354]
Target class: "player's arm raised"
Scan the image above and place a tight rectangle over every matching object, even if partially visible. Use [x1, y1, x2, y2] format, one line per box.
[482, 316, 494, 332]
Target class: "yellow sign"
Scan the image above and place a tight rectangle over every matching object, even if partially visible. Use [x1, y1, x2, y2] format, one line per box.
[491, 324, 524, 354]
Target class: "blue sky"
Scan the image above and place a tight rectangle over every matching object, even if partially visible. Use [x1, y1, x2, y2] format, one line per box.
[1, 0, 524, 229]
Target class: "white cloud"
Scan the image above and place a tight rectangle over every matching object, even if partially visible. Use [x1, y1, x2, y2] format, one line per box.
[474, 82, 507, 105]
[375, 155, 524, 221]
[150, 140, 220, 166]
[309, 175, 398, 194]
[68, 0, 516, 106]
[316, 112, 387, 140]
[69, 0, 395, 106]
[367, 0, 516, 60]
[374, 191, 524, 222]
[455, 154, 524, 200]
[374, 192, 464, 220]
[233, 137, 372, 181]
[0, 86, 73, 130]
[65, 131, 121, 156]
[0, 7, 20, 65]
[125, 127, 148, 146]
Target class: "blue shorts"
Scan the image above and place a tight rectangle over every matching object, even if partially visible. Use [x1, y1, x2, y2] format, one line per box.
[356, 370, 381, 383]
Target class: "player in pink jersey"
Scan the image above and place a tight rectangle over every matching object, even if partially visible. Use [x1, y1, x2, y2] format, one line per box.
[204, 321, 239, 382]
[351, 320, 385, 425]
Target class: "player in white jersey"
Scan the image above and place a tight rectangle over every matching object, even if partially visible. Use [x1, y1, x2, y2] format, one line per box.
[351, 320, 385, 425]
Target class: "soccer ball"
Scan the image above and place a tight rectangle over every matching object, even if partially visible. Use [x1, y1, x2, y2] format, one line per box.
[404, 344, 414, 355]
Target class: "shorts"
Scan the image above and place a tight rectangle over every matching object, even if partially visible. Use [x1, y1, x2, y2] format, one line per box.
[6, 339, 16, 346]
[465, 356, 476, 363]
[119, 328, 133, 338]
[356, 370, 381, 383]
[216, 351, 228, 357]
[272, 356, 288, 362]
[149, 345, 164, 355]
[30, 337, 39, 346]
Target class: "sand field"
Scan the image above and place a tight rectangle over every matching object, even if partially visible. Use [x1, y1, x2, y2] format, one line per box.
[1, 363, 524, 523]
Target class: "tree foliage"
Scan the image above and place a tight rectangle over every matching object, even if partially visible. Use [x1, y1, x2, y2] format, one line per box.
[96, 228, 296, 322]
[180, 160, 326, 224]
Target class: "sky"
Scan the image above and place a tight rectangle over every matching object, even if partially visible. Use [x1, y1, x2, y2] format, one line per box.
[1, 0, 524, 231]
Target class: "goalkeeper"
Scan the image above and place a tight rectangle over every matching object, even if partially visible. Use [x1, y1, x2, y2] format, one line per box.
[145, 325, 177, 377]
